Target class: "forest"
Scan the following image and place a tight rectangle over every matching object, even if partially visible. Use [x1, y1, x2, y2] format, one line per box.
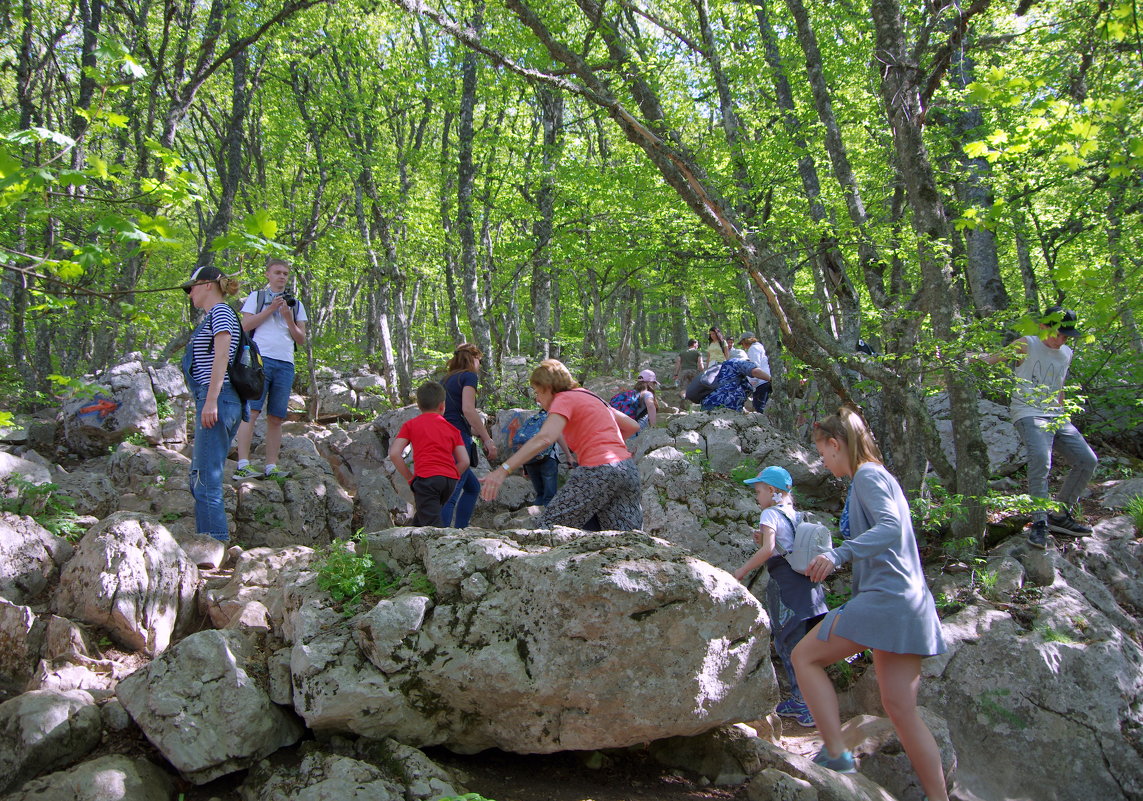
[1, 0, 1140, 539]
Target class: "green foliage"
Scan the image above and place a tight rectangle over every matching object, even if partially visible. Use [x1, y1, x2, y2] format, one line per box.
[154, 392, 174, 420]
[977, 688, 1027, 730]
[825, 587, 851, 608]
[1124, 495, 1143, 533]
[683, 448, 711, 474]
[728, 459, 760, 484]
[935, 592, 966, 616]
[315, 531, 436, 615]
[0, 475, 85, 541]
[1035, 624, 1076, 644]
[976, 568, 1002, 602]
[436, 795, 498, 801]
[122, 432, 148, 447]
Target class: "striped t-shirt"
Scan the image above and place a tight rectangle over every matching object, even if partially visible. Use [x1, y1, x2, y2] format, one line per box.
[189, 303, 241, 387]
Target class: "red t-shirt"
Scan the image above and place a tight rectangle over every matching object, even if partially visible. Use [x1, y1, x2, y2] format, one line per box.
[548, 388, 631, 467]
[396, 412, 464, 479]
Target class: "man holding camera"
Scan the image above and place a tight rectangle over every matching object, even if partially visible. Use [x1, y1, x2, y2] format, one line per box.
[233, 257, 308, 480]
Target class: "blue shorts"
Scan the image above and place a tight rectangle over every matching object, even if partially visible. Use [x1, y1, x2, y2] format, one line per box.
[249, 356, 294, 418]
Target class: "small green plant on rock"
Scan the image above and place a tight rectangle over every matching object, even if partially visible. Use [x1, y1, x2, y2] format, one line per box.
[315, 531, 438, 615]
[1, 475, 85, 540]
[1125, 494, 1143, 533]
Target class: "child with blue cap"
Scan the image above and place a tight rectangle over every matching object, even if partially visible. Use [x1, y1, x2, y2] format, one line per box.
[733, 464, 828, 727]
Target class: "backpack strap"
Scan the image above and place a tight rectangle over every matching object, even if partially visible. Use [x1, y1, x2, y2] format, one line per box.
[772, 506, 799, 557]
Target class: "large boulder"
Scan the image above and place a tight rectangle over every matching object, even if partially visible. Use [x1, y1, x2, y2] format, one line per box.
[0, 599, 45, 694]
[239, 739, 462, 801]
[52, 512, 199, 655]
[289, 527, 777, 754]
[0, 512, 74, 605]
[0, 753, 173, 801]
[927, 395, 1023, 478]
[59, 356, 191, 457]
[116, 628, 304, 784]
[233, 434, 354, 547]
[0, 688, 102, 794]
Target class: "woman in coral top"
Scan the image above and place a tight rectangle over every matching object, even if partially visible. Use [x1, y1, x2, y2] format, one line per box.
[480, 359, 643, 531]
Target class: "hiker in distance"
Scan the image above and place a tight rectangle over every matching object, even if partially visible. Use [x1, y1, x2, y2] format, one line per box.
[233, 257, 308, 480]
[982, 306, 1097, 549]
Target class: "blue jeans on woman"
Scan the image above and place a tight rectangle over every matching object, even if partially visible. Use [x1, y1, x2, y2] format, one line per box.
[190, 384, 243, 540]
[526, 455, 559, 506]
[441, 437, 480, 527]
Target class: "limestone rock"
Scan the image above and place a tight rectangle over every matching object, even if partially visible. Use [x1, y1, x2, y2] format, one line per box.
[1, 753, 173, 801]
[52, 512, 199, 655]
[59, 357, 191, 457]
[0, 451, 52, 487]
[290, 528, 777, 754]
[0, 599, 45, 694]
[116, 628, 304, 784]
[913, 534, 1143, 801]
[0, 511, 74, 605]
[0, 688, 101, 794]
[240, 739, 462, 801]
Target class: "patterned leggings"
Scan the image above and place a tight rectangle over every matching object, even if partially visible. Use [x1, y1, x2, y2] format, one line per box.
[540, 458, 643, 531]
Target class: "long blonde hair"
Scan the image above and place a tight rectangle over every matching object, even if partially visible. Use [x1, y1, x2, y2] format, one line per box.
[812, 406, 882, 476]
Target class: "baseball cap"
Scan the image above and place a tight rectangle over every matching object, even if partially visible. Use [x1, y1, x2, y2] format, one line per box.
[638, 369, 659, 384]
[738, 332, 756, 342]
[1042, 306, 1079, 338]
[182, 265, 224, 293]
[729, 348, 748, 360]
[744, 465, 793, 492]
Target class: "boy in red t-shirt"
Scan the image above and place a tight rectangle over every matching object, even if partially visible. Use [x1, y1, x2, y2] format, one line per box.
[388, 382, 471, 526]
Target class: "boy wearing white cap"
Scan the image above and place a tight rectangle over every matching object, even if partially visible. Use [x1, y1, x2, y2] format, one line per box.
[733, 465, 828, 727]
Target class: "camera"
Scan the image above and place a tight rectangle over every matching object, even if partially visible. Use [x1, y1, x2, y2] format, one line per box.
[282, 291, 296, 308]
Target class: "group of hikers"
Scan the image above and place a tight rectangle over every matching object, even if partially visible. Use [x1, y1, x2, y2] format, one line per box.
[181, 266, 1095, 800]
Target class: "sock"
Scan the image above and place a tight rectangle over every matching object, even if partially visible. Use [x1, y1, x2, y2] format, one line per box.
[237, 459, 250, 470]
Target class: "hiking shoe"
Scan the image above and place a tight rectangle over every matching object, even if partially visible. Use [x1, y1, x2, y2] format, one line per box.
[775, 697, 816, 728]
[812, 747, 856, 774]
[264, 466, 292, 480]
[233, 465, 261, 480]
[1047, 510, 1092, 537]
[1027, 521, 1049, 550]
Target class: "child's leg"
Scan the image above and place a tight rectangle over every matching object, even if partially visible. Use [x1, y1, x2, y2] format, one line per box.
[872, 649, 949, 801]
[792, 619, 865, 758]
[1013, 416, 1054, 523]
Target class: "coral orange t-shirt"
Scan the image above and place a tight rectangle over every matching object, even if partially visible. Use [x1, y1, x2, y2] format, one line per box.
[548, 389, 631, 467]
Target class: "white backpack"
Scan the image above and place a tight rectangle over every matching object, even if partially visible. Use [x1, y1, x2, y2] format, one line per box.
[777, 509, 835, 576]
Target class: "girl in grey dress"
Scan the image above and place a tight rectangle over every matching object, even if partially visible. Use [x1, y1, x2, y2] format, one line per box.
[793, 407, 949, 801]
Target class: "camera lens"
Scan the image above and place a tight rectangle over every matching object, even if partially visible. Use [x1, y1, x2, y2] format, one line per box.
[284, 293, 296, 308]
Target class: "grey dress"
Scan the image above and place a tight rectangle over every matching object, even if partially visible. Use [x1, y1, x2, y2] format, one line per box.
[818, 462, 946, 656]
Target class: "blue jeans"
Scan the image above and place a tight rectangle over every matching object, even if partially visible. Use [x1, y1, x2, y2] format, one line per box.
[526, 455, 559, 506]
[1014, 415, 1098, 522]
[441, 437, 480, 527]
[191, 384, 243, 540]
[248, 356, 294, 418]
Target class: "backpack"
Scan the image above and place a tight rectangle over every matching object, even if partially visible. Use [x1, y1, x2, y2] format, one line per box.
[609, 389, 644, 418]
[683, 362, 722, 403]
[209, 321, 265, 403]
[776, 508, 835, 576]
[511, 411, 555, 464]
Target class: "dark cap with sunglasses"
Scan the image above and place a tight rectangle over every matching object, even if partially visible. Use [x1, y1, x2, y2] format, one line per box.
[182, 265, 225, 294]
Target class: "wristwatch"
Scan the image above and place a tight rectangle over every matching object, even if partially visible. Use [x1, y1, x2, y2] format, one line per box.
[500, 462, 512, 474]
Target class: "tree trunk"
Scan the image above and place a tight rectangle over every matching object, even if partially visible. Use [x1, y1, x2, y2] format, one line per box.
[871, 0, 989, 537]
[455, 0, 493, 362]
[531, 84, 562, 360]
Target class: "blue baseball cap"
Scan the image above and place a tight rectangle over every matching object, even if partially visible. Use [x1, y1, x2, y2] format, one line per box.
[744, 465, 792, 492]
